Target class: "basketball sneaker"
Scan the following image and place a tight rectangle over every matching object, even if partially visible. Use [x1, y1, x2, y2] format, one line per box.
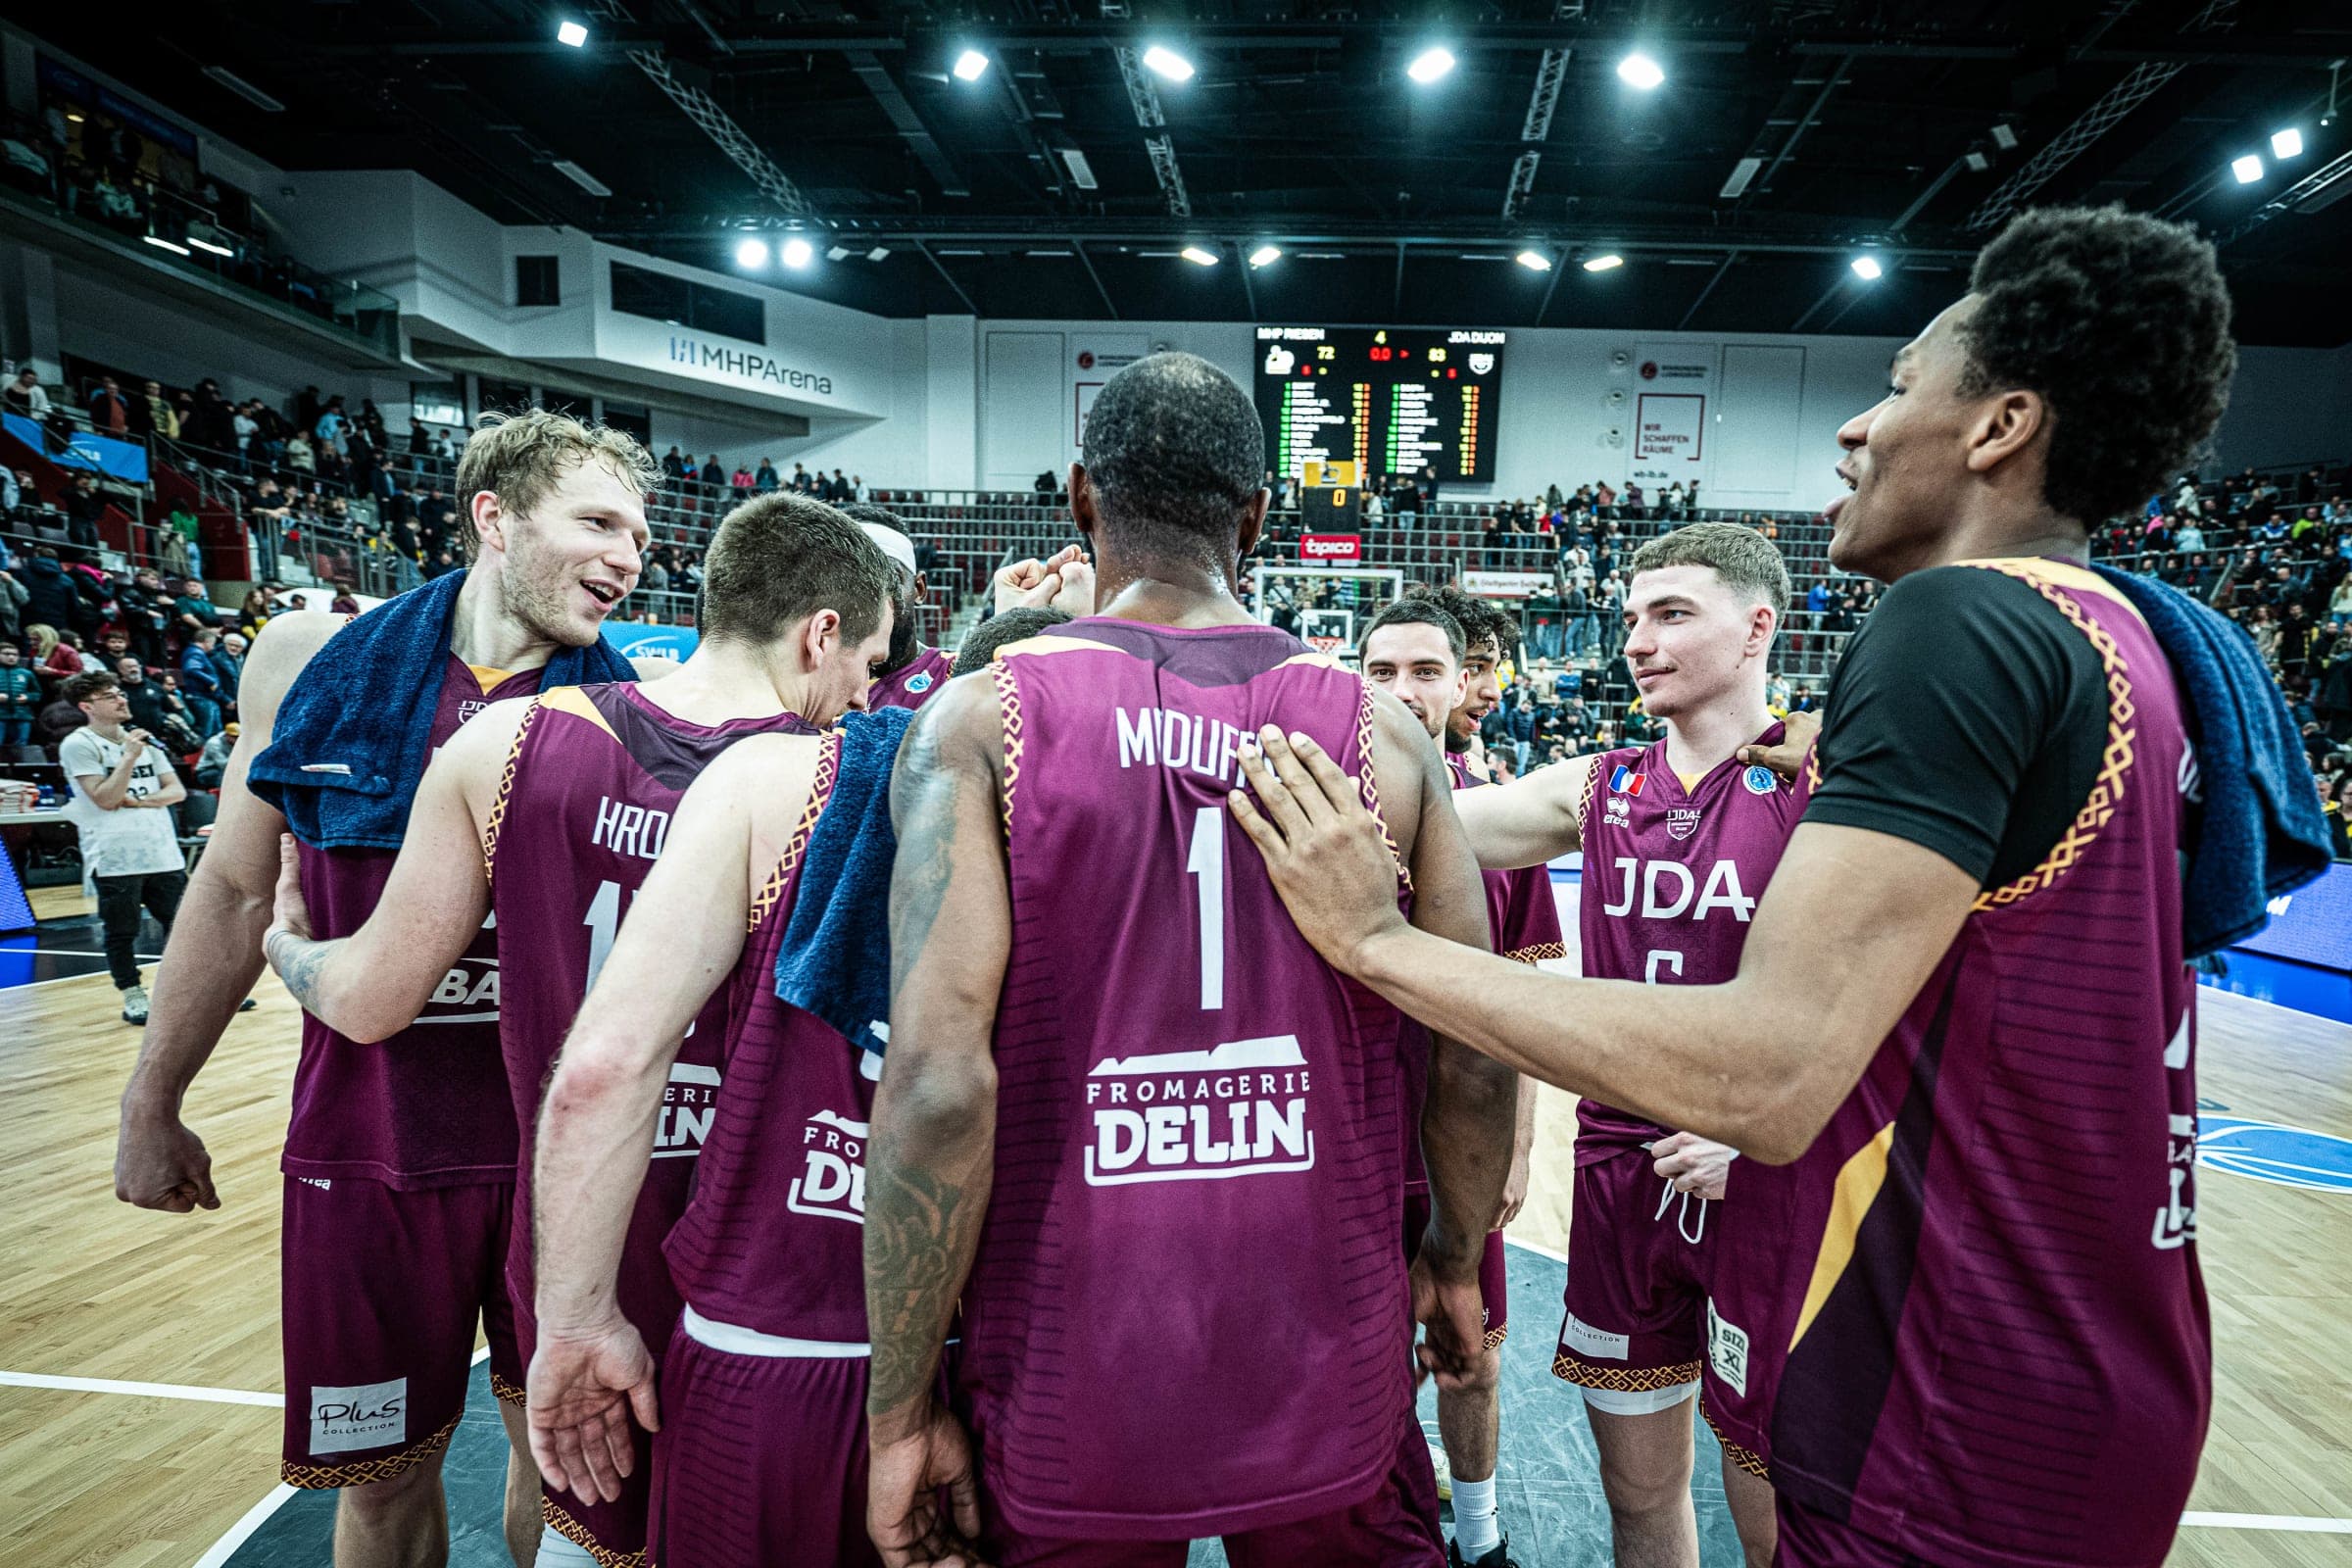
[120, 985, 148, 1025]
[1447, 1535, 1518, 1568]
[1427, 1437, 1451, 1501]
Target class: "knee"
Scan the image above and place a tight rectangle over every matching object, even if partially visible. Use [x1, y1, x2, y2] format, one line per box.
[338, 1458, 443, 1520]
[1593, 1440, 1690, 1518]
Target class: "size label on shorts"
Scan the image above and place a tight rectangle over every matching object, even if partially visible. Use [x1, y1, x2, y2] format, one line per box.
[1706, 1298, 1749, 1397]
[310, 1378, 407, 1454]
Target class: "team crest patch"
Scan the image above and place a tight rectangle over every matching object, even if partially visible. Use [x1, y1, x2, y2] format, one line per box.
[1667, 806, 1702, 841]
[905, 672, 934, 694]
[1609, 765, 1645, 796]
[1742, 764, 1777, 795]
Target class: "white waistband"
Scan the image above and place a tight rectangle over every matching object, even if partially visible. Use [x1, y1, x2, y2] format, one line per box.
[680, 1304, 869, 1358]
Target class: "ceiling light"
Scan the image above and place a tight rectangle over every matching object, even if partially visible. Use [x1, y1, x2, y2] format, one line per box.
[1249, 244, 1282, 268]
[556, 20, 588, 47]
[1583, 253, 1624, 271]
[2231, 154, 2265, 183]
[1989, 122, 2019, 151]
[143, 233, 192, 257]
[1181, 245, 1219, 267]
[1515, 249, 1553, 271]
[1407, 47, 1456, 84]
[2272, 127, 2304, 159]
[1143, 46, 1195, 82]
[1617, 53, 1665, 90]
[188, 230, 235, 257]
[1964, 149, 1991, 172]
[827, 245, 854, 262]
[1059, 146, 1099, 190]
[781, 236, 815, 268]
[1719, 156, 1761, 199]
[735, 237, 769, 269]
[1850, 254, 1883, 280]
[954, 49, 990, 81]
[866, 245, 891, 262]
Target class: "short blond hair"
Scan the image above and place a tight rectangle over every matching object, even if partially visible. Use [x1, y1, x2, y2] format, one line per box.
[1627, 521, 1790, 617]
[454, 409, 662, 560]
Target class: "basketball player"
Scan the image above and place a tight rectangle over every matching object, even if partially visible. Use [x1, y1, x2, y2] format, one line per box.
[518, 620, 899, 1562]
[849, 506, 954, 708]
[1229, 206, 2237, 1568]
[863, 351, 1518, 1567]
[1417, 584, 1513, 784]
[113, 411, 672, 1568]
[1381, 527, 1809, 1568]
[1358, 598, 1563, 1568]
[259, 495, 895, 1567]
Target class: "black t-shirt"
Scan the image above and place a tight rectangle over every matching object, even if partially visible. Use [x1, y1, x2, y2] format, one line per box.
[1802, 564, 2109, 890]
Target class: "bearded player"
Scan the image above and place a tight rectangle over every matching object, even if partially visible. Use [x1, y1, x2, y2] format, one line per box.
[849, 507, 955, 709]
[1359, 597, 1563, 1568]
[863, 351, 1517, 1566]
[1233, 208, 2240, 1568]
[261, 495, 895, 1566]
[116, 410, 672, 1568]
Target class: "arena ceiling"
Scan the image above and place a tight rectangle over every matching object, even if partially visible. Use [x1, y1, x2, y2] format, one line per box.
[42, 0, 2352, 344]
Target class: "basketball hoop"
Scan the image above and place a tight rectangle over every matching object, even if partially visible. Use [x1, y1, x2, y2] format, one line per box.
[1307, 635, 1346, 655]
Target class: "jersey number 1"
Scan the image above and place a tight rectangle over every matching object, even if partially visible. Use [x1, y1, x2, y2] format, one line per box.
[1187, 807, 1226, 1011]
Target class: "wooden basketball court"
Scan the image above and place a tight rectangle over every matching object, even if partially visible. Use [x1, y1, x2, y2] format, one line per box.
[3, 884, 2349, 1564]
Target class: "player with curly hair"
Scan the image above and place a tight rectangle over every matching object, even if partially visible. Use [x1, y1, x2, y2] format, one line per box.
[1225, 205, 2242, 1568]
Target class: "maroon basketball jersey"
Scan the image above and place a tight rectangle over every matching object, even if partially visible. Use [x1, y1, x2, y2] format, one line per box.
[964, 617, 1413, 1540]
[485, 683, 820, 1335]
[1573, 724, 1811, 1163]
[866, 645, 954, 710]
[1767, 561, 2204, 1567]
[1400, 754, 1568, 1196]
[285, 657, 541, 1188]
[662, 731, 876, 1343]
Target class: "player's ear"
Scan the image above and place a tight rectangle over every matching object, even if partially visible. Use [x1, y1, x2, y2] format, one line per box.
[1963, 388, 2046, 478]
[1237, 490, 1269, 559]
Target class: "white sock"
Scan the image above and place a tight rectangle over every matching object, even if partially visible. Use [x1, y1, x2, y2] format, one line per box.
[1453, 1475, 1500, 1559]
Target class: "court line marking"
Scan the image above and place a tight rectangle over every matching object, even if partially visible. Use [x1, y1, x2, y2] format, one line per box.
[190, 1485, 298, 1568]
[2180, 1512, 2352, 1534]
[0, 1370, 282, 1405]
[0, 947, 165, 960]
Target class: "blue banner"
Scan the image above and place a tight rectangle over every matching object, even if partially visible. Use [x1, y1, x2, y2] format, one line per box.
[2, 413, 149, 483]
[603, 623, 700, 662]
[2235, 861, 2352, 975]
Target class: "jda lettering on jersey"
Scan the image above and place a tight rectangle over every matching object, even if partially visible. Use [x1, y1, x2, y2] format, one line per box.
[1572, 725, 1810, 1162]
[967, 617, 1415, 1541]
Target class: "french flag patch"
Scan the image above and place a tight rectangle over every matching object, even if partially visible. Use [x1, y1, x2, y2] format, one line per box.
[1609, 765, 1645, 797]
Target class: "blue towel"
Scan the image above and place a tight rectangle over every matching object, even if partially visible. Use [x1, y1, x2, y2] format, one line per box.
[776, 707, 913, 1074]
[2091, 565, 2333, 958]
[249, 568, 638, 850]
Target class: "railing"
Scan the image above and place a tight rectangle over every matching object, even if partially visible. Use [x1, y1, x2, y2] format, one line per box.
[2, 172, 400, 356]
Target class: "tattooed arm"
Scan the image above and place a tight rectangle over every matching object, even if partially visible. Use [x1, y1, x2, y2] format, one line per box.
[259, 703, 520, 1041]
[864, 678, 1005, 1567]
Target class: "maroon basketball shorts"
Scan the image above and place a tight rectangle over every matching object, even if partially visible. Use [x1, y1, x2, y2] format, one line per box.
[509, 1290, 658, 1562]
[1775, 1496, 1936, 1567]
[279, 1174, 520, 1487]
[1697, 1173, 1788, 1481]
[646, 1310, 877, 1568]
[1551, 1146, 1708, 1413]
[972, 1398, 1445, 1568]
[1400, 1193, 1511, 1348]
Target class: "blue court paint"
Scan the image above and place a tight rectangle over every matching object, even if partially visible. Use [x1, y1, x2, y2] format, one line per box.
[2196, 1116, 2352, 1194]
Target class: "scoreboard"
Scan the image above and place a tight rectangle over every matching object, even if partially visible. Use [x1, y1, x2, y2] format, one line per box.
[1255, 326, 1505, 485]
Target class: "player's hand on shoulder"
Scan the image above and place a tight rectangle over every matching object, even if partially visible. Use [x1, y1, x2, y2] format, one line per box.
[1738, 707, 1820, 781]
[1229, 723, 1409, 974]
[868, 1399, 990, 1568]
[524, 1317, 660, 1506]
[1650, 1130, 1737, 1201]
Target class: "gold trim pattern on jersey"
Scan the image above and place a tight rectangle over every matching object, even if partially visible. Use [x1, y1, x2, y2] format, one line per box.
[749, 730, 841, 933]
[1700, 1400, 1771, 1480]
[281, 1412, 463, 1490]
[1356, 677, 1413, 893]
[993, 659, 1023, 841]
[542, 1494, 646, 1568]
[1957, 561, 2137, 912]
[1485, 1324, 1510, 1350]
[1506, 942, 1567, 966]
[479, 694, 545, 882]
[1549, 1353, 1704, 1392]
[489, 1371, 525, 1406]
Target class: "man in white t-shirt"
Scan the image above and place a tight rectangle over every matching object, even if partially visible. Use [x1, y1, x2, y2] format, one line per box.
[59, 670, 187, 1024]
